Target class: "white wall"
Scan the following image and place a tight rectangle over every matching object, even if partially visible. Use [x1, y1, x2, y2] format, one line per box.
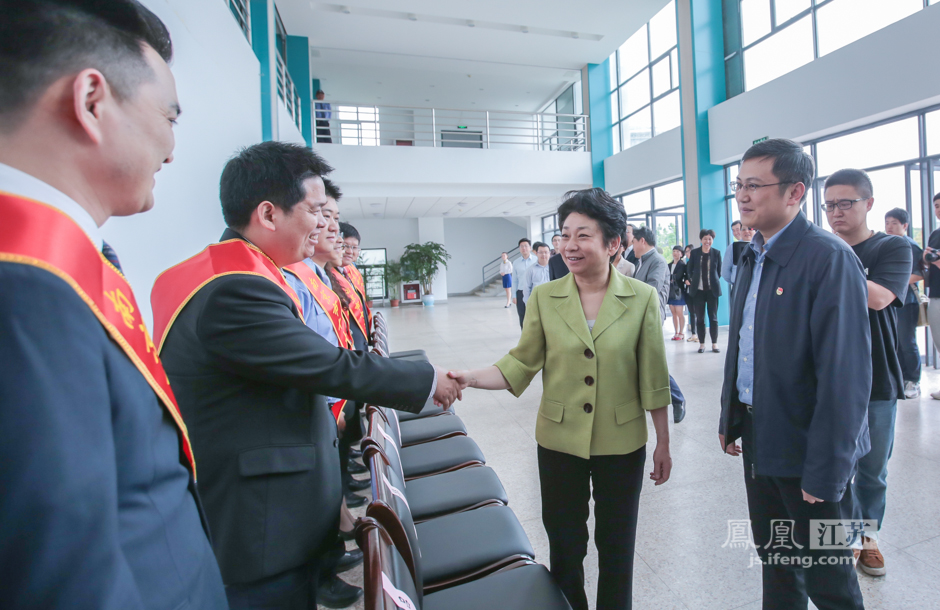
[319, 143, 593, 198]
[444, 218, 527, 294]
[347, 218, 420, 263]
[708, 4, 940, 165]
[277, 100, 307, 145]
[101, 0, 262, 326]
[604, 127, 683, 196]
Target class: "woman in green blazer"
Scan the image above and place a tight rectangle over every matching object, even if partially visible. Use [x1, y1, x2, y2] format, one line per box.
[450, 188, 673, 610]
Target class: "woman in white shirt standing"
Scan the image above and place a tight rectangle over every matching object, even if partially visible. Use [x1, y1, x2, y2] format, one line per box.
[499, 252, 514, 308]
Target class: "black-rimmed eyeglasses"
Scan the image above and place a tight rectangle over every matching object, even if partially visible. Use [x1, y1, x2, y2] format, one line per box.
[729, 181, 793, 194]
[822, 198, 866, 212]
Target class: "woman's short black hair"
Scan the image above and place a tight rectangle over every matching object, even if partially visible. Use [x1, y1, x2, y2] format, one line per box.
[557, 188, 626, 246]
[673, 245, 684, 252]
[220, 141, 333, 229]
[700, 229, 716, 240]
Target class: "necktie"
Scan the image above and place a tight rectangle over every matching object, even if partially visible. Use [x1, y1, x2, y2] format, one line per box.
[101, 241, 123, 273]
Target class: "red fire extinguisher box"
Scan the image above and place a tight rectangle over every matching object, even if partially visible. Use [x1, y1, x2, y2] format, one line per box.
[403, 283, 421, 302]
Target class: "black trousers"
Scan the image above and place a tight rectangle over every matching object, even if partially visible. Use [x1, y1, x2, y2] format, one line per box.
[339, 401, 362, 492]
[226, 560, 319, 610]
[538, 444, 646, 610]
[693, 291, 719, 344]
[741, 411, 864, 610]
[516, 289, 526, 329]
[897, 300, 921, 382]
[315, 120, 332, 143]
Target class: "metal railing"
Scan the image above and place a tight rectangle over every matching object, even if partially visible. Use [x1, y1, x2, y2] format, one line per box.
[319, 103, 589, 152]
[226, 0, 251, 43]
[276, 53, 302, 130]
[480, 246, 522, 291]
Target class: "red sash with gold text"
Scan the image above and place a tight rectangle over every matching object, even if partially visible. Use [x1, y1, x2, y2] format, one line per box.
[151, 239, 304, 354]
[343, 265, 372, 331]
[333, 270, 370, 340]
[284, 262, 353, 422]
[0, 193, 197, 477]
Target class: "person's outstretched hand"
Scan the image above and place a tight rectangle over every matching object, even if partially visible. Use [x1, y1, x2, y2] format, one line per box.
[447, 370, 472, 389]
[433, 366, 463, 409]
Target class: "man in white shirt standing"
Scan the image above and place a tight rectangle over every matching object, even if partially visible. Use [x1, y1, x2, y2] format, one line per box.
[523, 241, 552, 304]
[512, 238, 536, 328]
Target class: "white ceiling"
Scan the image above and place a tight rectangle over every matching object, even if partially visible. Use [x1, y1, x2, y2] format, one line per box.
[339, 195, 562, 220]
[277, 0, 671, 111]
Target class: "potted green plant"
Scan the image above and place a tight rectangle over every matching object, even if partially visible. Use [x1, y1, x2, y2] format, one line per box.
[399, 242, 451, 307]
[385, 260, 405, 307]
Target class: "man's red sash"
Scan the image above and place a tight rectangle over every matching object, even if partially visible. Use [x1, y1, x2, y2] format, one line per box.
[343, 264, 373, 330]
[0, 192, 197, 477]
[283, 262, 353, 422]
[333, 270, 370, 340]
[151, 239, 304, 354]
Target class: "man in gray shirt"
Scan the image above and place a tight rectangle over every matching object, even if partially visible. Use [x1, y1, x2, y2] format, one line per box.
[523, 242, 552, 304]
[632, 226, 685, 423]
[512, 238, 536, 328]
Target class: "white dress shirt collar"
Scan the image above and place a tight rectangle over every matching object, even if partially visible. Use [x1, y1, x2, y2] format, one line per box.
[0, 162, 104, 249]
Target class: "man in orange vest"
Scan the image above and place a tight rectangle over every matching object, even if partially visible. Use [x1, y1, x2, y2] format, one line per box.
[0, 2, 227, 608]
[153, 141, 462, 609]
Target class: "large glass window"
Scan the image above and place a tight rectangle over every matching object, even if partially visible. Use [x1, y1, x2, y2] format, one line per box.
[337, 106, 379, 146]
[542, 214, 559, 245]
[615, 179, 686, 252]
[729, 0, 935, 93]
[609, 1, 679, 152]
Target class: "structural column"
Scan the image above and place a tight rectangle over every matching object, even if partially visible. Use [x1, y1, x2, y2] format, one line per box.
[286, 35, 312, 146]
[585, 60, 613, 189]
[250, 0, 278, 141]
[677, 0, 730, 323]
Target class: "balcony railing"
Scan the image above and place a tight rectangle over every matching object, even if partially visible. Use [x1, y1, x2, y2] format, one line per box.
[226, 0, 251, 43]
[276, 53, 302, 130]
[317, 103, 589, 152]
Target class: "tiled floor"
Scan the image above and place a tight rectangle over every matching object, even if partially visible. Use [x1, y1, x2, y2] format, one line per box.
[330, 296, 940, 610]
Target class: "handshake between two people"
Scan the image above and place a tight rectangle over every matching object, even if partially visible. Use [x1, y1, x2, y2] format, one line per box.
[432, 366, 512, 409]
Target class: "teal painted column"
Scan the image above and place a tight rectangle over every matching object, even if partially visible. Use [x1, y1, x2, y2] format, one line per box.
[586, 60, 612, 189]
[678, 0, 730, 323]
[250, 0, 276, 141]
[287, 35, 312, 146]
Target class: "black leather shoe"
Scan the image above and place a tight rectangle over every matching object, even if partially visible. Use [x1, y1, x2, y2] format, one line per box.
[349, 447, 362, 459]
[317, 575, 363, 608]
[345, 491, 367, 508]
[347, 459, 368, 474]
[346, 476, 371, 491]
[336, 548, 363, 573]
[339, 527, 356, 541]
[673, 400, 686, 424]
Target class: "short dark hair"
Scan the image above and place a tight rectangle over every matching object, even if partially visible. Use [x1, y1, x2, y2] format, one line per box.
[685, 244, 693, 250]
[552, 233, 561, 239]
[824, 168, 873, 199]
[934, 192, 940, 202]
[323, 177, 342, 201]
[339, 221, 360, 242]
[673, 245, 684, 252]
[0, 0, 173, 130]
[634, 225, 656, 246]
[700, 229, 716, 240]
[741, 138, 815, 204]
[557, 188, 627, 247]
[518, 238, 531, 246]
[532, 241, 550, 253]
[731, 220, 742, 229]
[316, 89, 325, 96]
[885, 208, 909, 225]
[220, 141, 333, 229]
[627, 223, 637, 232]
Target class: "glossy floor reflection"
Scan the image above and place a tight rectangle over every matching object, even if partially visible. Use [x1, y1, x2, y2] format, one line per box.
[328, 296, 940, 610]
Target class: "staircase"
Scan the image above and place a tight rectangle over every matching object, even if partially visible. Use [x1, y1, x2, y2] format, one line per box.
[474, 276, 506, 298]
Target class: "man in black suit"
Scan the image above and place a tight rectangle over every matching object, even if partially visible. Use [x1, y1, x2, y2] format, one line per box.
[548, 250, 569, 280]
[155, 141, 462, 609]
[0, 3, 227, 609]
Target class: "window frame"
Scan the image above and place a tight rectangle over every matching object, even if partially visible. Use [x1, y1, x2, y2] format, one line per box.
[609, 1, 680, 152]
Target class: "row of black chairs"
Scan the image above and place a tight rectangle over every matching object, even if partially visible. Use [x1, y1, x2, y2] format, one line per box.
[354, 311, 572, 610]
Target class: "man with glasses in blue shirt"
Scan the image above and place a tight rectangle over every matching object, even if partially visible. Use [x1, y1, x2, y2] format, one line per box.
[719, 139, 869, 609]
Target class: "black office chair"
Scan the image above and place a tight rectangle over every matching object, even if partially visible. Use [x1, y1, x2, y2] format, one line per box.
[371, 406, 467, 447]
[355, 517, 571, 610]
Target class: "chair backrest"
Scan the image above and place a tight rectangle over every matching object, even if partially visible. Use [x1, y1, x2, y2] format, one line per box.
[368, 407, 402, 448]
[357, 516, 422, 610]
[366, 451, 425, 600]
[363, 414, 408, 487]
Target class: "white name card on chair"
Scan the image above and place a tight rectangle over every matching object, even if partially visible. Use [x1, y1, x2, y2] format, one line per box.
[382, 572, 417, 610]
